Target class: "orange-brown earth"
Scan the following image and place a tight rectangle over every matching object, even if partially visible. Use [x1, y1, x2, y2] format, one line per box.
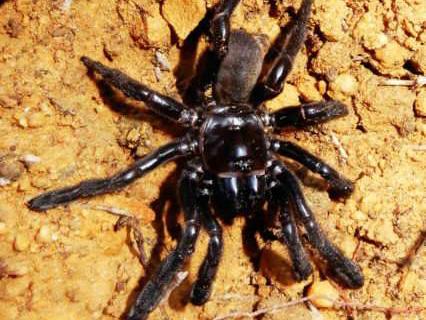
[0, 1, 425, 319]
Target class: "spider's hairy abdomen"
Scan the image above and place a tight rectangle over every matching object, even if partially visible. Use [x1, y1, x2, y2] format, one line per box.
[215, 29, 268, 104]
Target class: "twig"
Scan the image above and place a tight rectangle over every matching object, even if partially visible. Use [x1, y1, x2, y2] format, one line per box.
[380, 75, 426, 87]
[335, 301, 426, 316]
[213, 295, 426, 320]
[61, 0, 73, 12]
[397, 231, 426, 293]
[82, 204, 147, 267]
[410, 144, 426, 151]
[330, 133, 349, 163]
[213, 297, 312, 320]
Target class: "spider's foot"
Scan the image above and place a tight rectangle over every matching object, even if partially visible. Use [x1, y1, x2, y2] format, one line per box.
[329, 258, 364, 289]
[81, 56, 111, 77]
[27, 192, 62, 212]
[292, 259, 313, 281]
[190, 281, 211, 306]
[328, 178, 354, 199]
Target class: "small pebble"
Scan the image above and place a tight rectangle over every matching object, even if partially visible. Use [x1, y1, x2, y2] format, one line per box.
[0, 222, 7, 234]
[37, 225, 52, 243]
[0, 177, 11, 187]
[307, 280, 340, 308]
[330, 74, 358, 96]
[6, 261, 29, 276]
[0, 157, 25, 181]
[19, 154, 41, 166]
[414, 90, 426, 117]
[14, 234, 30, 252]
[27, 112, 45, 128]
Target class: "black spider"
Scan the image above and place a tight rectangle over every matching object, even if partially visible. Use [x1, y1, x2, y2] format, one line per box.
[27, 1, 364, 319]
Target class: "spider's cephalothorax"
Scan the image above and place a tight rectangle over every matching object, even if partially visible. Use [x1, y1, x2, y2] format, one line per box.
[27, 1, 364, 319]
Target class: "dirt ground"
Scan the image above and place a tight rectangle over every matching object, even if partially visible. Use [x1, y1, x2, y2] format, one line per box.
[0, 0, 425, 319]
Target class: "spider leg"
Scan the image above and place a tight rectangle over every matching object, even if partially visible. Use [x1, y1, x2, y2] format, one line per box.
[270, 100, 349, 128]
[271, 138, 354, 198]
[127, 166, 205, 320]
[81, 57, 199, 126]
[271, 187, 313, 281]
[210, 0, 241, 58]
[253, 0, 313, 103]
[273, 161, 364, 289]
[190, 209, 223, 305]
[27, 138, 195, 211]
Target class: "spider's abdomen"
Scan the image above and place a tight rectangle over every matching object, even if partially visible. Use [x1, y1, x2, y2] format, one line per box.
[199, 106, 268, 176]
[215, 30, 268, 104]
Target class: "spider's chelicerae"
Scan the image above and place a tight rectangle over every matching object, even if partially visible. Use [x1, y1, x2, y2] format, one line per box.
[28, 0, 364, 319]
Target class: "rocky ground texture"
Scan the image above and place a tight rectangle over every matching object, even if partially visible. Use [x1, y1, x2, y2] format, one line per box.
[0, 0, 425, 319]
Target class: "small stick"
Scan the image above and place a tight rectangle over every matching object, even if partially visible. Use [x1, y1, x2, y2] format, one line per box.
[213, 295, 426, 320]
[213, 297, 312, 320]
[380, 75, 426, 87]
[83, 204, 148, 267]
[330, 133, 349, 163]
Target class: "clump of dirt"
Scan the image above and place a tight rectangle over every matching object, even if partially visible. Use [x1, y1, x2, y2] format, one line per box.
[0, 0, 425, 319]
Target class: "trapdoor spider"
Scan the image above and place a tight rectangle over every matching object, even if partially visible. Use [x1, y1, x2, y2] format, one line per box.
[28, 0, 364, 319]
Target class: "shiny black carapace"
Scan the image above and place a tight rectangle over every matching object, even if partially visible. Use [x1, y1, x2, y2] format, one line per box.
[27, 1, 363, 319]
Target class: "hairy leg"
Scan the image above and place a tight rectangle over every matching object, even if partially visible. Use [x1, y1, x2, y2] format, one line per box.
[274, 161, 364, 288]
[127, 166, 206, 320]
[271, 138, 353, 198]
[27, 138, 195, 211]
[81, 57, 199, 126]
[190, 210, 223, 305]
[253, 0, 313, 103]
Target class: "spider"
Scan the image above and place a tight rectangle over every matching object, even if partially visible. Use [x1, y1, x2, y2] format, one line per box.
[27, 0, 364, 319]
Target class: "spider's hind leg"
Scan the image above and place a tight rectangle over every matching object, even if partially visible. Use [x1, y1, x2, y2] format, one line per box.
[252, 0, 313, 104]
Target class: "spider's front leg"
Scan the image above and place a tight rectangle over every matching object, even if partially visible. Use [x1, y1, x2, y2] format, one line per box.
[270, 137, 354, 198]
[253, 0, 313, 104]
[27, 138, 194, 211]
[127, 165, 206, 320]
[210, 0, 241, 58]
[273, 161, 364, 289]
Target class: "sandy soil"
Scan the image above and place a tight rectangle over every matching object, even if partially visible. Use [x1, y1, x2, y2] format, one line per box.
[0, 0, 425, 319]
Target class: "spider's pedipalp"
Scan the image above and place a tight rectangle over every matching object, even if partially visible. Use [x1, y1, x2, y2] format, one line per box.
[270, 188, 313, 281]
[274, 161, 364, 289]
[270, 138, 354, 199]
[270, 100, 349, 128]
